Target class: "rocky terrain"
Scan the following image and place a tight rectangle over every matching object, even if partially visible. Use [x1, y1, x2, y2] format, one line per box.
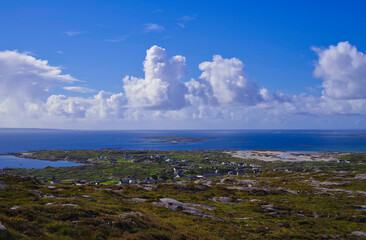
[0, 169, 366, 239]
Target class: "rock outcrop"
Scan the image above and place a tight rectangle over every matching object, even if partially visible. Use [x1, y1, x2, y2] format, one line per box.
[0, 222, 11, 239]
[154, 198, 216, 218]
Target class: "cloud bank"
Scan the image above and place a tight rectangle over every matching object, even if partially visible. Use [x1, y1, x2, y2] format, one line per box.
[0, 42, 365, 129]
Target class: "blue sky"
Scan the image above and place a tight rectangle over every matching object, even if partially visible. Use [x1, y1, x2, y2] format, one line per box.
[0, 0, 366, 129]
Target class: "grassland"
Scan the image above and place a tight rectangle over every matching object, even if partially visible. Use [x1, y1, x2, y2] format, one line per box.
[0, 150, 365, 239]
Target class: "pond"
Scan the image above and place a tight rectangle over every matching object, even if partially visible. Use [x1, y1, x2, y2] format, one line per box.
[0, 155, 83, 169]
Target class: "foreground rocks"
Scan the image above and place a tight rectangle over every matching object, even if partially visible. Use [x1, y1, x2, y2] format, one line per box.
[1, 168, 366, 239]
[351, 231, 366, 237]
[0, 181, 7, 189]
[153, 198, 216, 218]
[0, 222, 11, 239]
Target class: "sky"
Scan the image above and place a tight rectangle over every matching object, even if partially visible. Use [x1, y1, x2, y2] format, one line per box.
[1, 0, 366, 129]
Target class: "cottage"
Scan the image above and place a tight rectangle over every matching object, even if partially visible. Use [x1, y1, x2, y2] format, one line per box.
[252, 168, 261, 174]
[117, 179, 129, 185]
[173, 168, 184, 174]
[187, 175, 197, 180]
[175, 174, 185, 178]
[227, 171, 236, 176]
[142, 177, 154, 184]
[203, 173, 222, 178]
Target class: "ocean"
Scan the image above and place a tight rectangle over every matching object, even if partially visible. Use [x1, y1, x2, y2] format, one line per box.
[0, 129, 366, 153]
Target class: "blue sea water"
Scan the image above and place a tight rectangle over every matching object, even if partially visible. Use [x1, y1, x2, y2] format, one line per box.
[0, 155, 83, 169]
[0, 129, 366, 154]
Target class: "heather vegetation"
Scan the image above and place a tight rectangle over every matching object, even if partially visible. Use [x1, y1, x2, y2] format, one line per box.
[0, 150, 365, 239]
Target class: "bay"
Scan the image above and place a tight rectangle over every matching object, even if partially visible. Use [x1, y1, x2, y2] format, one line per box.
[0, 155, 83, 169]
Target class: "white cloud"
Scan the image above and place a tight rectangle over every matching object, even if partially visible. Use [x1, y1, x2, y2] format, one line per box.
[178, 15, 196, 28]
[46, 91, 126, 119]
[2, 43, 366, 129]
[192, 55, 263, 106]
[144, 23, 164, 32]
[46, 95, 89, 118]
[185, 78, 216, 106]
[63, 86, 96, 93]
[63, 30, 86, 36]
[313, 41, 366, 100]
[0, 50, 78, 118]
[123, 45, 187, 110]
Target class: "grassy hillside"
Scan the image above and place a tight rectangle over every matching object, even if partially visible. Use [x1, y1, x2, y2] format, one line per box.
[1, 150, 366, 239]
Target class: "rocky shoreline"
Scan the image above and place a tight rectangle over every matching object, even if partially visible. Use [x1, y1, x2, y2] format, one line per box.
[11, 153, 89, 164]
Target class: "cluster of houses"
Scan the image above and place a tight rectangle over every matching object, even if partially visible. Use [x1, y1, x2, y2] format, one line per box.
[338, 159, 351, 163]
[117, 176, 155, 185]
[173, 165, 260, 179]
[60, 154, 263, 185]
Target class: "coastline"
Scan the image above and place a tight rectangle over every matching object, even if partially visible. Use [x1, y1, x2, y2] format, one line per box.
[11, 152, 89, 164]
[6, 149, 365, 164]
[226, 150, 351, 162]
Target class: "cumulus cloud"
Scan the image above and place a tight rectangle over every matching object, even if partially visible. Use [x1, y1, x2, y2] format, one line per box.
[0, 50, 78, 116]
[186, 55, 263, 106]
[63, 86, 96, 93]
[144, 23, 164, 32]
[313, 41, 366, 100]
[46, 91, 126, 119]
[2, 42, 366, 129]
[185, 78, 216, 106]
[46, 95, 89, 118]
[123, 45, 187, 110]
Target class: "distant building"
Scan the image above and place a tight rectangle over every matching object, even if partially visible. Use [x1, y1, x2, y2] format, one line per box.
[173, 168, 183, 174]
[228, 171, 236, 176]
[117, 179, 129, 185]
[187, 175, 197, 180]
[175, 174, 185, 178]
[252, 169, 261, 174]
[203, 173, 222, 178]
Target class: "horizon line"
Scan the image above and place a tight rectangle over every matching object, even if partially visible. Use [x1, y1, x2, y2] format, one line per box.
[1, 127, 366, 131]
